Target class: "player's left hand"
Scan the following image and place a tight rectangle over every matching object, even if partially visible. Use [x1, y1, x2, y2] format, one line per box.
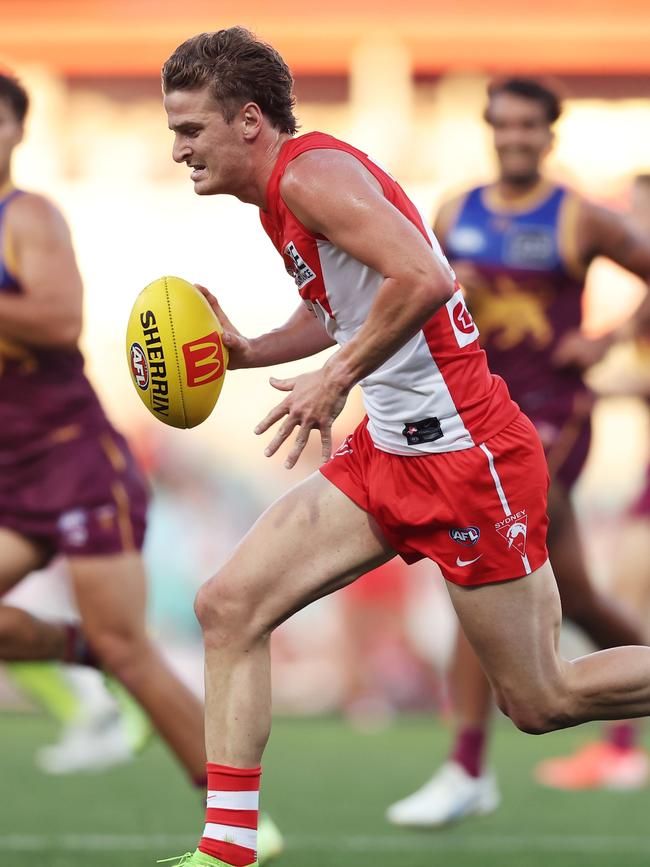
[254, 370, 349, 469]
[552, 330, 612, 371]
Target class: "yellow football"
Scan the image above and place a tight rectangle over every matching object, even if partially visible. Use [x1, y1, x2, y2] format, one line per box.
[126, 276, 228, 428]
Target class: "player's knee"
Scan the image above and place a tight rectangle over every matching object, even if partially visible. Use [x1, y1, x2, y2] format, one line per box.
[88, 626, 146, 677]
[505, 688, 574, 735]
[194, 571, 262, 646]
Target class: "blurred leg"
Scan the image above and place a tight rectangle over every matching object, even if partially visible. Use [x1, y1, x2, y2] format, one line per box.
[0, 527, 65, 659]
[547, 484, 645, 647]
[69, 551, 206, 782]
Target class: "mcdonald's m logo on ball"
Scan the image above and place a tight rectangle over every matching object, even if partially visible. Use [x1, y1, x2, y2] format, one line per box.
[182, 332, 225, 387]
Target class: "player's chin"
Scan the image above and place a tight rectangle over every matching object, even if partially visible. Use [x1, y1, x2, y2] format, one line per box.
[192, 176, 219, 196]
[192, 180, 212, 196]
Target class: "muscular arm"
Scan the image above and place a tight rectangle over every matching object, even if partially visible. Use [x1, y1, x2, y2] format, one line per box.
[197, 288, 335, 369]
[580, 201, 650, 339]
[245, 303, 335, 366]
[256, 150, 454, 467]
[0, 193, 82, 348]
[281, 150, 454, 391]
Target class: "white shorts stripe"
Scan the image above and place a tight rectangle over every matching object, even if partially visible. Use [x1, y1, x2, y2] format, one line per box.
[479, 442, 531, 576]
[206, 790, 259, 811]
[479, 443, 511, 517]
[202, 823, 257, 851]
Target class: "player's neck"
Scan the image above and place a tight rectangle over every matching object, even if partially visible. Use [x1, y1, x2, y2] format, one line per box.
[495, 173, 545, 201]
[241, 130, 293, 210]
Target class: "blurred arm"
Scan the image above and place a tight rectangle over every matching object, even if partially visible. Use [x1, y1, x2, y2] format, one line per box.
[433, 192, 481, 301]
[0, 194, 82, 348]
[581, 202, 650, 341]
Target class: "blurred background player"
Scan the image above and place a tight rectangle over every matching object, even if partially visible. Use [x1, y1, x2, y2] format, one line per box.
[4, 559, 151, 774]
[0, 70, 282, 861]
[0, 68, 209, 792]
[387, 78, 650, 827]
[604, 175, 650, 626]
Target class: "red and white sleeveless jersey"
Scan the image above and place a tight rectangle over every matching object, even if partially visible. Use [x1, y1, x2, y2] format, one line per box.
[260, 132, 518, 456]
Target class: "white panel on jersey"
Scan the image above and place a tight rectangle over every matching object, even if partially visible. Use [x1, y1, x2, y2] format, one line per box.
[316, 239, 474, 456]
[446, 288, 480, 348]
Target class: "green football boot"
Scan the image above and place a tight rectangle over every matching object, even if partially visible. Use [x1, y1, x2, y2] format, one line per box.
[157, 852, 258, 867]
[158, 812, 283, 867]
[258, 813, 284, 864]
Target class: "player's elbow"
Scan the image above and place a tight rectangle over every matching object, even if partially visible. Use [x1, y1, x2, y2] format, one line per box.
[46, 312, 82, 348]
[410, 268, 454, 316]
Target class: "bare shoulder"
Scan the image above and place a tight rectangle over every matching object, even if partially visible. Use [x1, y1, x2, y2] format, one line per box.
[434, 190, 470, 242]
[6, 191, 70, 242]
[280, 148, 381, 200]
[279, 149, 384, 235]
[572, 192, 632, 261]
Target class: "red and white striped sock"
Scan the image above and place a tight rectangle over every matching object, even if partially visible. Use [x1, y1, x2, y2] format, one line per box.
[199, 763, 261, 866]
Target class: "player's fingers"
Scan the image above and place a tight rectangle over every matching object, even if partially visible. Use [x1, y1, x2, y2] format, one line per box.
[269, 376, 296, 392]
[265, 418, 299, 458]
[284, 425, 312, 469]
[221, 331, 244, 350]
[193, 284, 236, 331]
[254, 402, 289, 436]
[320, 425, 333, 463]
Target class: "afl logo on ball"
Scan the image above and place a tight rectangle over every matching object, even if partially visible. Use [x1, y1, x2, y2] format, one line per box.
[130, 342, 149, 390]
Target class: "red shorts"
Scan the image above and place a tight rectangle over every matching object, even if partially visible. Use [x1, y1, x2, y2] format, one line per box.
[320, 412, 549, 587]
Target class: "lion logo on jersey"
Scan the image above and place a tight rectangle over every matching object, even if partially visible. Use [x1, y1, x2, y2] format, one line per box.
[469, 274, 554, 351]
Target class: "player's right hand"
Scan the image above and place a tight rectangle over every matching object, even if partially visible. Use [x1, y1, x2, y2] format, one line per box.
[193, 284, 254, 370]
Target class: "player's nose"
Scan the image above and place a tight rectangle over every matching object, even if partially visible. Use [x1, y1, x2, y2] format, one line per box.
[172, 138, 191, 164]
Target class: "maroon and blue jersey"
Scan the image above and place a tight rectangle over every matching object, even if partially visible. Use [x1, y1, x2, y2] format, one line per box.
[0, 187, 147, 557]
[444, 182, 588, 422]
[443, 183, 591, 488]
[0, 188, 109, 457]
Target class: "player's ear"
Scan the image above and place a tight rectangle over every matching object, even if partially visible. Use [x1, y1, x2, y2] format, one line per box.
[241, 102, 263, 141]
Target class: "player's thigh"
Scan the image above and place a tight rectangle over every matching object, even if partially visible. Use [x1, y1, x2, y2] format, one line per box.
[68, 551, 147, 638]
[445, 558, 564, 705]
[0, 527, 48, 596]
[204, 471, 394, 631]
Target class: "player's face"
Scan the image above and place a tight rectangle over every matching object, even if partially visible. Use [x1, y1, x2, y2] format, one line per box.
[0, 100, 23, 180]
[488, 93, 553, 184]
[164, 86, 246, 196]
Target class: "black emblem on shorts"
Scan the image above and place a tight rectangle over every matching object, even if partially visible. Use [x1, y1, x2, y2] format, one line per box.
[402, 417, 443, 445]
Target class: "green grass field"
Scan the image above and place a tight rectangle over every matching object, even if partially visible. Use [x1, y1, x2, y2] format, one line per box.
[1, 713, 649, 867]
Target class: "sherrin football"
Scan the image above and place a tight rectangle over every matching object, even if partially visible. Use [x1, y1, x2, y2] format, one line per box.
[126, 276, 228, 429]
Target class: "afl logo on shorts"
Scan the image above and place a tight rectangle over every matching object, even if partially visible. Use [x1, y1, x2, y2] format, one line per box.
[130, 342, 149, 390]
[449, 526, 480, 547]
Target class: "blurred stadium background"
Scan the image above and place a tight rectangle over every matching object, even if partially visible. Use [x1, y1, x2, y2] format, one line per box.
[1, 1, 650, 864]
